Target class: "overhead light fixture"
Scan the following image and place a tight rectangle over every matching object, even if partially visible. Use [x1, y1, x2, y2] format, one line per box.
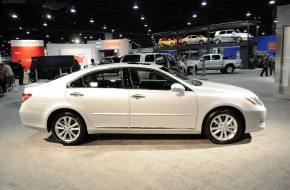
[246, 11, 251, 17]
[84, 36, 87, 39]
[102, 25, 107, 30]
[111, 29, 115, 32]
[75, 39, 80, 44]
[70, 6, 76, 13]
[90, 18, 94, 23]
[269, 0, 275, 4]
[274, 20, 277, 23]
[26, 31, 30, 34]
[187, 21, 191, 25]
[144, 23, 148, 27]
[119, 34, 123, 38]
[11, 13, 18, 18]
[148, 28, 151, 32]
[192, 12, 197, 18]
[19, 26, 22, 30]
[201, 0, 207, 6]
[90, 36, 93, 39]
[46, 34, 49, 38]
[46, 14, 51, 19]
[262, 32, 265, 35]
[133, 2, 138, 9]
[43, 22, 47, 26]
[141, 15, 145, 20]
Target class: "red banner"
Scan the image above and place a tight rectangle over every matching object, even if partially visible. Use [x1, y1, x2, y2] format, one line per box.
[11, 40, 45, 70]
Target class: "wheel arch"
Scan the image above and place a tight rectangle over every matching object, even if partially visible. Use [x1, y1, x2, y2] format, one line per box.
[47, 108, 88, 133]
[201, 106, 246, 135]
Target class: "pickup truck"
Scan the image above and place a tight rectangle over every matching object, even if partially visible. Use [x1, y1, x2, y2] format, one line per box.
[185, 54, 242, 74]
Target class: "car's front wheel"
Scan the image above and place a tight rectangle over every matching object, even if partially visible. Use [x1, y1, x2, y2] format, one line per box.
[204, 109, 243, 144]
[51, 112, 86, 145]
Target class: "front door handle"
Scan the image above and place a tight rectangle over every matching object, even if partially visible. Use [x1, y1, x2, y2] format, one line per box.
[70, 92, 84, 97]
[130, 94, 145, 99]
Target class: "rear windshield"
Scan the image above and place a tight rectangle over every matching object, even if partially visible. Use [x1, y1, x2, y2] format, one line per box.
[122, 55, 141, 62]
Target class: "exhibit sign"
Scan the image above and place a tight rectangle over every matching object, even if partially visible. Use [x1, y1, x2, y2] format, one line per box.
[11, 40, 44, 69]
[268, 42, 276, 50]
[60, 48, 91, 68]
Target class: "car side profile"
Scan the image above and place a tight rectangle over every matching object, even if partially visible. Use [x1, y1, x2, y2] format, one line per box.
[182, 35, 212, 45]
[20, 64, 266, 145]
[214, 29, 252, 44]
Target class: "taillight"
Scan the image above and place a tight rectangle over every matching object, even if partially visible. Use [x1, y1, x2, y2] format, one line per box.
[22, 93, 32, 102]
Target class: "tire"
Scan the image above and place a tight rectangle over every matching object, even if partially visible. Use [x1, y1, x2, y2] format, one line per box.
[225, 64, 234, 74]
[183, 41, 187, 46]
[236, 37, 242, 42]
[187, 66, 196, 75]
[30, 78, 36, 83]
[199, 40, 204, 45]
[51, 112, 87, 145]
[53, 73, 60, 80]
[0, 87, 3, 98]
[215, 39, 221, 44]
[204, 109, 243, 144]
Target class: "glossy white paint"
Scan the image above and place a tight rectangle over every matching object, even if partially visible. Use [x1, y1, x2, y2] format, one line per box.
[19, 64, 266, 139]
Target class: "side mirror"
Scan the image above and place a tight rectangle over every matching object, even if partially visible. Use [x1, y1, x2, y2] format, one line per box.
[171, 83, 185, 96]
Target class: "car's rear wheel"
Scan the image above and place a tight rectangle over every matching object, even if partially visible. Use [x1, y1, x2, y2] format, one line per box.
[183, 41, 187, 46]
[215, 39, 221, 44]
[205, 109, 243, 144]
[237, 37, 242, 42]
[199, 40, 204, 45]
[51, 112, 86, 145]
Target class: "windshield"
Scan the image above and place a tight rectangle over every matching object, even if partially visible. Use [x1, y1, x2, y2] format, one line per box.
[161, 67, 202, 86]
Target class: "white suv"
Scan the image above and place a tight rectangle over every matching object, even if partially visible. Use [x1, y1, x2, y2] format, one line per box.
[214, 29, 252, 44]
[121, 53, 186, 73]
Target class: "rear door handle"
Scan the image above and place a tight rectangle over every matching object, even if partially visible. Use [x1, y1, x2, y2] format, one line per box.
[70, 92, 84, 97]
[130, 94, 145, 99]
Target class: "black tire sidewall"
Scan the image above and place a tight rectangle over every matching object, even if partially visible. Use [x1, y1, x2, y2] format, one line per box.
[205, 109, 243, 144]
[51, 112, 86, 145]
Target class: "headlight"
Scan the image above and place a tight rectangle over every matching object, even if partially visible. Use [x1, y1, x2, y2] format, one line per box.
[245, 97, 263, 106]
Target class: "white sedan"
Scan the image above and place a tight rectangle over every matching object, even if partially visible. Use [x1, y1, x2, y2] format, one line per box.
[19, 64, 266, 145]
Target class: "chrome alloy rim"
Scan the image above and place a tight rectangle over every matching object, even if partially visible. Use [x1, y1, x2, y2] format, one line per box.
[227, 66, 233, 73]
[210, 114, 238, 141]
[55, 116, 80, 143]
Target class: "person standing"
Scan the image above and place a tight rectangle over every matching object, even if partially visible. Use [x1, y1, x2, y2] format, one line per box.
[17, 60, 25, 85]
[269, 52, 276, 76]
[0, 62, 15, 91]
[260, 53, 270, 77]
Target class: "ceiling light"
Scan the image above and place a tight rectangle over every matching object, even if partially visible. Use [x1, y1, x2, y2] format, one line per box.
[201, 0, 207, 6]
[133, 2, 138, 9]
[61, 37, 64, 40]
[75, 39, 80, 44]
[274, 20, 277, 23]
[46, 14, 51, 19]
[84, 36, 87, 39]
[11, 13, 18, 18]
[269, 0, 275, 4]
[141, 15, 145, 20]
[26, 31, 30, 34]
[246, 11, 251, 17]
[187, 21, 191, 25]
[144, 23, 148, 27]
[16, 37, 19, 39]
[79, 32, 82, 36]
[90, 36, 93, 39]
[46, 34, 49, 38]
[43, 22, 47, 26]
[112, 29, 115, 32]
[193, 12, 197, 18]
[262, 32, 265, 35]
[103, 25, 107, 30]
[70, 6, 76, 13]
[148, 28, 151, 32]
[119, 34, 123, 38]
[90, 18, 94, 23]
[19, 26, 22, 30]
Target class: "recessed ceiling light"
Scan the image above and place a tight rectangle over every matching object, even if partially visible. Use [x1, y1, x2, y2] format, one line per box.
[262, 32, 265, 35]
[19, 26, 22, 30]
[193, 12, 197, 18]
[141, 15, 145, 20]
[79, 32, 82, 36]
[269, 0, 275, 4]
[201, 0, 207, 6]
[90, 18, 94, 23]
[112, 29, 115, 32]
[90, 36, 93, 39]
[187, 21, 191, 25]
[144, 23, 148, 27]
[70, 6, 76, 13]
[119, 34, 123, 37]
[46, 34, 49, 38]
[43, 22, 47, 26]
[274, 20, 277, 23]
[103, 25, 107, 30]
[16, 37, 19, 39]
[26, 31, 30, 34]
[246, 11, 251, 17]
[46, 14, 51, 19]
[11, 13, 18, 18]
[148, 28, 151, 32]
[133, 2, 138, 9]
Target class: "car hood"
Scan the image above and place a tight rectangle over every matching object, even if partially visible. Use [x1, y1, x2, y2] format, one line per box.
[192, 80, 257, 97]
